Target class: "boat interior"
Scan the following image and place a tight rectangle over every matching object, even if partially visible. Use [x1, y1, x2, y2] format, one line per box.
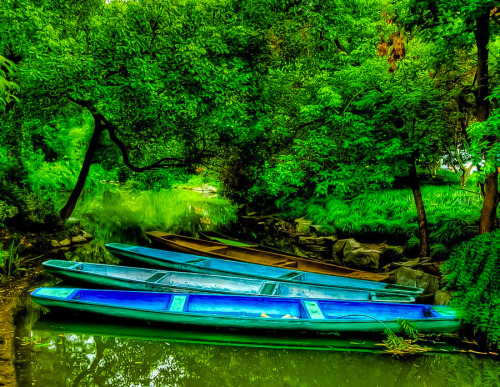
[36, 288, 438, 321]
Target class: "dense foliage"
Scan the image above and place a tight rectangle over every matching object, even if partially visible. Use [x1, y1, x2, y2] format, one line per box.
[281, 183, 480, 257]
[443, 230, 500, 346]
[0, 0, 499, 349]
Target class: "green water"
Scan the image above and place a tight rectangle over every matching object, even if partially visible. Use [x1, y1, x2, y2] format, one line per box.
[60, 186, 238, 264]
[14, 187, 499, 386]
[15, 320, 500, 387]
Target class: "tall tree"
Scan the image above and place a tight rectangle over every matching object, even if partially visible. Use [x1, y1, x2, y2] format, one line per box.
[1, 0, 268, 219]
[402, 0, 500, 233]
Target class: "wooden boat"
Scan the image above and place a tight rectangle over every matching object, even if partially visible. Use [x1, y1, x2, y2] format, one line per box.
[199, 230, 303, 257]
[31, 287, 461, 333]
[146, 231, 389, 282]
[105, 243, 423, 296]
[42, 260, 416, 303]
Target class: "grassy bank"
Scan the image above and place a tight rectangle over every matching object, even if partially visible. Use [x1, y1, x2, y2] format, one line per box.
[280, 185, 483, 258]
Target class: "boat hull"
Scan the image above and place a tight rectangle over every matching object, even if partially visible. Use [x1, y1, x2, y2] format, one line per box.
[146, 231, 389, 282]
[105, 243, 423, 296]
[31, 288, 461, 334]
[42, 260, 415, 302]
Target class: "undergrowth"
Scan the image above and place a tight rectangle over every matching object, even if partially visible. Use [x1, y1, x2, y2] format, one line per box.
[442, 230, 500, 347]
[279, 185, 482, 257]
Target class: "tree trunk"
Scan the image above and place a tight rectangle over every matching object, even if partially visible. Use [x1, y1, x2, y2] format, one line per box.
[475, 12, 498, 233]
[409, 155, 430, 257]
[479, 170, 498, 233]
[59, 115, 105, 220]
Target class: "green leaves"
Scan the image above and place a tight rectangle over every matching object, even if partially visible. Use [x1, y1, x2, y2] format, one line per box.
[0, 56, 19, 109]
[443, 229, 500, 346]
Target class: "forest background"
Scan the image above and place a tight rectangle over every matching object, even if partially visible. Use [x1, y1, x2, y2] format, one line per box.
[0, 0, 499, 346]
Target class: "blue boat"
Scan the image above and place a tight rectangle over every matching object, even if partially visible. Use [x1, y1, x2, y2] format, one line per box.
[31, 287, 461, 333]
[105, 243, 423, 296]
[42, 260, 415, 303]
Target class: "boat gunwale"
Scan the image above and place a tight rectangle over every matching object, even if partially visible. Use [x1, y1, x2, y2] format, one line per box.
[31, 288, 458, 326]
[147, 231, 375, 276]
[105, 244, 424, 295]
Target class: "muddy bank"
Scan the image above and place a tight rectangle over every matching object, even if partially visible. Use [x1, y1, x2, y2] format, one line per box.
[0, 270, 46, 386]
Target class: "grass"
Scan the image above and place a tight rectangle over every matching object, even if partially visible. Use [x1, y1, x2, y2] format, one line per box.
[279, 185, 484, 257]
[0, 239, 43, 278]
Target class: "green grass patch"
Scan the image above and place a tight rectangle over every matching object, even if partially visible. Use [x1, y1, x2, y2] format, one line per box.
[279, 185, 483, 257]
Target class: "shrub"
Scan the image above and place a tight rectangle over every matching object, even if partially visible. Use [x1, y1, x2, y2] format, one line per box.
[442, 230, 500, 347]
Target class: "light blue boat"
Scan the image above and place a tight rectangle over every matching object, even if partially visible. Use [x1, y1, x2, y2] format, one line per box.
[42, 260, 415, 302]
[105, 243, 423, 297]
[31, 287, 461, 334]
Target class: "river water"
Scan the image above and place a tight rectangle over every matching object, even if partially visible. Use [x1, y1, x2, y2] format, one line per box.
[7, 187, 500, 386]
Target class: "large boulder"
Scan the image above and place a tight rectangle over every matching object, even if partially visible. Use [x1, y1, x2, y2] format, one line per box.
[294, 218, 313, 233]
[390, 267, 439, 301]
[434, 290, 452, 305]
[332, 238, 360, 255]
[344, 248, 381, 269]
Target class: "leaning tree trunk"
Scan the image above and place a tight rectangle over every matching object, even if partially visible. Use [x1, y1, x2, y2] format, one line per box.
[59, 115, 106, 220]
[409, 154, 430, 257]
[475, 11, 498, 233]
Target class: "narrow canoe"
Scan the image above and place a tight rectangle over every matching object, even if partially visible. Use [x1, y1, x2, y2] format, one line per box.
[105, 243, 423, 296]
[146, 231, 389, 282]
[31, 287, 461, 333]
[199, 230, 303, 257]
[42, 260, 415, 303]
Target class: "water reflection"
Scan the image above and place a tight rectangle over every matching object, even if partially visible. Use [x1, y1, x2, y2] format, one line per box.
[17, 316, 499, 387]
[59, 187, 238, 265]
[15, 187, 498, 386]
[72, 187, 238, 245]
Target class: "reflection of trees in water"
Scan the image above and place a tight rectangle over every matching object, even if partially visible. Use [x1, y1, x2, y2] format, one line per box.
[71, 188, 237, 246]
[29, 332, 500, 387]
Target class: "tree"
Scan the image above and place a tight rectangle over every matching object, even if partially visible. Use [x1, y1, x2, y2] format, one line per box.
[401, 0, 500, 233]
[0, 0, 268, 220]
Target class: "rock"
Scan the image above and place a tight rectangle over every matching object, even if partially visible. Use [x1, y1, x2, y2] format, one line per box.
[344, 248, 381, 269]
[382, 245, 405, 260]
[294, 218, 312, 233]
[71, 235, 87, 243]
[82, 232, 93, 240]
[50, 240, 61, 248]
[390, 267, 439, 301]
[59, 239, 71, 246]
[297, 236, 317, 245]
[297, 236, 330, 246]
[330, 252, 343, 266]
[434, 290, 452, 305]
[309, 225, 323, 234]
[68, 229, 80, 237]
[342, 239, 362, 256]
[307, 245, 329, 253]
[319, 236, 338, 243]
[332, 239, 349, 254]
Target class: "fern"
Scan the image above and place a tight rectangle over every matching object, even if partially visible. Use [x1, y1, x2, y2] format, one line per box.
[443, 230, 500, 346]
